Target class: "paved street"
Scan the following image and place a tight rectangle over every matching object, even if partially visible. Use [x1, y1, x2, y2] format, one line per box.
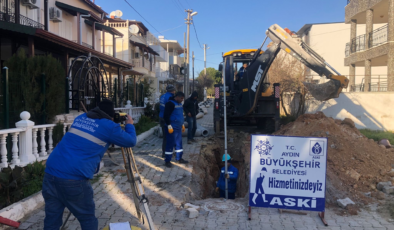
[12, 107, 394, 230]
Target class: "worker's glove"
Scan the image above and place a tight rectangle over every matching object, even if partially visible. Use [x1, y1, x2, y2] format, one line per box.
[182, 125, 185, 133]
[168, 125, 174, 134]
[215, 187, 219, 192]
[225, 174, 230, 179]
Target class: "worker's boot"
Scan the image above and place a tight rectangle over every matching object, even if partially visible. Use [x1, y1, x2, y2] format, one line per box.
[165, 161, 172, 168]
[177, 159, 189, 164]
[162, 152, 165, 158]
[187, 140, 192, 144]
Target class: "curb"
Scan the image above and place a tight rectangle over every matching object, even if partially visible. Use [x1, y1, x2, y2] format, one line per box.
[0, 191, 44, 223]
[137, 125, 159, 144]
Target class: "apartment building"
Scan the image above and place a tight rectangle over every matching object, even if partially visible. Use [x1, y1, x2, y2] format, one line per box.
[297, 22, 387, 92]
[344, 0, 394, 91]
[0, 0, 132, 111]
[103, 15, 171, 103]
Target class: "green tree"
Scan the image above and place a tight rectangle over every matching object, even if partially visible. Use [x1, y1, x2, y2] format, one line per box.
[2, 49, 65, 127]
[196, 67, 219, 96]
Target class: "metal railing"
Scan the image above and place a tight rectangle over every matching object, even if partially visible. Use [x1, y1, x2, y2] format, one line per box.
[351, 34, 365, 53]
[0, 11, 44, 29]
[369, 24, 388, 48]
[82, 42, 93, 49]
[306, 75, 389, 92]
[345, 43, 350, 57]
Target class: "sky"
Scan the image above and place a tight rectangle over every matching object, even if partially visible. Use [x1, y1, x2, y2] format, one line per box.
[95, 0, 347, 76]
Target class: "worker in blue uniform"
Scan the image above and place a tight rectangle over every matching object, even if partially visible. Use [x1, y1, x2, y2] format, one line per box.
[236, 62, 248, 80]
[159, 85, 176, 158]
[216, 154, 239, 199]
[43, 99, 136, 230]
[163, 91, 187, 168]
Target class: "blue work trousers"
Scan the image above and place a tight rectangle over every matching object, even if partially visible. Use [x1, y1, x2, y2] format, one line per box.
[42, 173, 97, 230]
[165, 126, 183, 162]
[186, 116, 197, 141]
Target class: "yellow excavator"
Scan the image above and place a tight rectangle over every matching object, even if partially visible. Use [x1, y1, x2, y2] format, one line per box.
[214, 24, 349, 132]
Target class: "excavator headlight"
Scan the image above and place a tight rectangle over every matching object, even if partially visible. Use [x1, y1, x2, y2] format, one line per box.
[250, 52, 255, 56]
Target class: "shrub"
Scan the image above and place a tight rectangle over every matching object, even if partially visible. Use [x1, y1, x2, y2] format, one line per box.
[0, 161, 45, 209]
[1, 49, 65, 128]
[134, 115, 157, 135]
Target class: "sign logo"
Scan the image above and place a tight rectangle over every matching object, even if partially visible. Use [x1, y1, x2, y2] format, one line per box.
[309, 141, 325, 156]
[251, 65, 263, 92]
[254, 139, 273, 156]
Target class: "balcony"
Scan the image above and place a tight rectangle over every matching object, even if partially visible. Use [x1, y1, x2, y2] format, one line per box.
[131, 58, 154, 72]
[345, 24, 388, 57]
[368, 24, 388, 48]
[0, 11, 44, 29]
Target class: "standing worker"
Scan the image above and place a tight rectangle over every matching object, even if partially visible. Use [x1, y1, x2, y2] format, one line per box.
[183, 91, 199, 144]
[159, 85, 176, 158]
[163, 92, 188, 168]
[216, 154, 239, 199]
[43, 99, 137, 230]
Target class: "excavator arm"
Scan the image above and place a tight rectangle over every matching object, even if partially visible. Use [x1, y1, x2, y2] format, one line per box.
[226, 24, 348, 118]
[265, 24, 349, 101]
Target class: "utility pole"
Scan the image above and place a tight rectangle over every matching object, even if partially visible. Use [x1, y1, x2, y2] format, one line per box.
[185, 9, 192, 97]
[183, 32, 186, 93]
[192, 51, 195, 92]
[203, 44, 210, 76]
[185, 9, 197, 97]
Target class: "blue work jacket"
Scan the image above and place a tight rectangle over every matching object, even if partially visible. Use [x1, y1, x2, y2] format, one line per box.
[217, 165, 239, 193]
[169, 100, 184, 129]
[159, 92, 174, 118]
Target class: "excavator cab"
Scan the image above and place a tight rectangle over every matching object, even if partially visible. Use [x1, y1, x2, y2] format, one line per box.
[214, 49, 281, 133]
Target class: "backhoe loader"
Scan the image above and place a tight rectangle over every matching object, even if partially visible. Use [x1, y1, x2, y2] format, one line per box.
[213, 24, 349, 133]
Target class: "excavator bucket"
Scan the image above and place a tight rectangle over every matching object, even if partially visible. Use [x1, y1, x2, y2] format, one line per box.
[303, 75, 349, 101]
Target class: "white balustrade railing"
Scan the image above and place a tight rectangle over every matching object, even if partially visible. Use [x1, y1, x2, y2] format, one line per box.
[115, 100, 146, 124]
[0, 111, 71, 170]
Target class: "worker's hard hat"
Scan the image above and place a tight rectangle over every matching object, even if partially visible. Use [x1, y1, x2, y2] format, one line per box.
[222, 154, 231, 162]
[262, 167, 267, 172]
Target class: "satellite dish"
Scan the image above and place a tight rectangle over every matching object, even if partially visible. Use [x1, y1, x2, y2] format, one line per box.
[110, 11, 116, 17]
[129, 25, 139, 34]
[115, 10, 123, 18]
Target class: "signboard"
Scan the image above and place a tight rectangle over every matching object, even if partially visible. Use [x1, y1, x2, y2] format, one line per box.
[249, 135, 327, 212]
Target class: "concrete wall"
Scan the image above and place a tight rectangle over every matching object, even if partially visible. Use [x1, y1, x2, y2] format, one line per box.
[304, 92, 394, 131]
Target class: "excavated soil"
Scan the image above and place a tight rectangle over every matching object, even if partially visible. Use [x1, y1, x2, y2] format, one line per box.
[274, 112, 394, 205]
[190, 112, 394, 209]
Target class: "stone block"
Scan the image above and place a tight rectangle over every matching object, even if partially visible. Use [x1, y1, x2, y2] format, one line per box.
[337, 197, 355, 208]
[382, 186, 394, 194]
[377, 181, 392, 191]
[346, 169, 360, 181]
[184, 203, 200, 210]
[187, 208, 199, 219]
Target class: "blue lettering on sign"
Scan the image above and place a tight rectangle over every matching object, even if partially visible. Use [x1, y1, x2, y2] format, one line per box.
[249, 194, 324, 211]
[312, 142, 322, 154]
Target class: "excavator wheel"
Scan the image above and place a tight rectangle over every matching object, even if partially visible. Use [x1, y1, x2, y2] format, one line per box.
[214, 119, 224, 133]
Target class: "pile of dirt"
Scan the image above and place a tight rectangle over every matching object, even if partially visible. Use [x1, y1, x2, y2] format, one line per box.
[274, 112, 394, 205]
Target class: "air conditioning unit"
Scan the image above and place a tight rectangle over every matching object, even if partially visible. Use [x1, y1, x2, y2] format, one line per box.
[134, 53, 140, 58]
[49, 7, 62, 22]
[21, 0, 39, 9]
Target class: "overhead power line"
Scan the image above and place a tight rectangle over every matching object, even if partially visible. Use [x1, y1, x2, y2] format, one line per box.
[124, 0, 162, 35]
[195, 58, 218, 65]
[192, 20, 203, 49]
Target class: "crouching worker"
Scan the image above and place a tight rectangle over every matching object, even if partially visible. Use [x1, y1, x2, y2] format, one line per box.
[164, 91, 188, 168]
[43, 99, 137, 230]
[216, 154, 239, 199]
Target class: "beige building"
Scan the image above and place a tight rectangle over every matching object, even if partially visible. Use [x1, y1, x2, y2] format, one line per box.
[297, 22, 387, 92]
[345, 0, 394, 91]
